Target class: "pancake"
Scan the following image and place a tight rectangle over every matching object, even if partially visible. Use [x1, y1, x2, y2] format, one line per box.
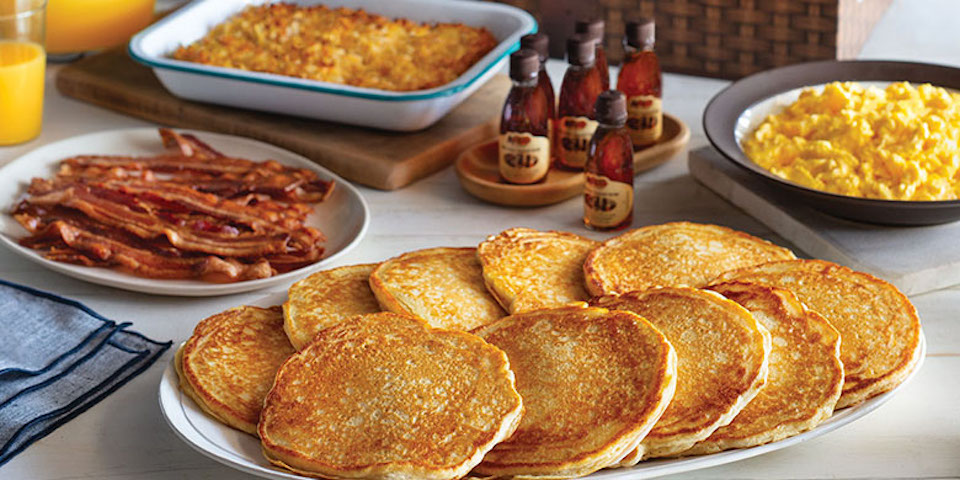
[714, 259, 923, 408]
[474, 305, 677, 479]
[283, 263, 381, 350]
[592, 288, 771, 462]
[258, 312, 523, 480]
[685, 282, 844, 455]
[583, 222, 795, 296]
[478, 228, 599, 314]
[370, 247, 506, 331]
[176, 305, 295, 436]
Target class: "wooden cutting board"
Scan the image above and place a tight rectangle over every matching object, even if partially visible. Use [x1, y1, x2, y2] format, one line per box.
[689, 146, 960, 295]
[55, 49, 509, 190]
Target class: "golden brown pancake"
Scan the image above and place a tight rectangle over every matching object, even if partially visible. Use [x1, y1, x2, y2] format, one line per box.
[685, 282, 844, 454]
[176, 305, 294, 436]
[592, 288, 771, 462]
[583, 222, 795, 296]
[474, 305, 677, 479]
[369, 247, 506, 331]
[714, 259, 923, 408]
[478, 228, 599, 314]
[283, 263, 381, 350]
[258, 312, 523, 480]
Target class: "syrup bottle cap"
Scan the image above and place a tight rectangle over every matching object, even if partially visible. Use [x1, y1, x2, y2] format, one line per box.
[566, 34, 596, 67]
[594, 90, 627, 125]
[575, 18, 605, 43]
[509, 49, 540, 81]
[626, 18, 656, 48]
[520, 33, 549, 63]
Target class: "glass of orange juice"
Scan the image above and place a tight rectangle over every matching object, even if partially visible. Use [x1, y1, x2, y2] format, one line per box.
[0, 0, 46, 145]
[45, 0, 154, 58]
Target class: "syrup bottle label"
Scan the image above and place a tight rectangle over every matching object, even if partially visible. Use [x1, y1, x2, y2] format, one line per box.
[584, 173, 633, 228]
[557, 116, 599, 168]
[626, 95, 662, 147]
[499, 132, 550, 184]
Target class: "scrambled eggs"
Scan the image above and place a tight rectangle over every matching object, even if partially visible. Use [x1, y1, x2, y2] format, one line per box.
[742, 81, 960, 201]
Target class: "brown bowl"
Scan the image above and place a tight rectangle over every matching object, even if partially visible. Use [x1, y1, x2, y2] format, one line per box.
[704, 60, 960, 226]
[457, 113, 689, 207]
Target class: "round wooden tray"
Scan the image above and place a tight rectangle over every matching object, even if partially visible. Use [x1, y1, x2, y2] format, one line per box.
[456, 113, 690, 207]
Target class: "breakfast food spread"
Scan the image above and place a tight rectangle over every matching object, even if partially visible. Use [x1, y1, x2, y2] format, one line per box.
[742, 81, 960, 201]
[715, 259, 924, 408]
[477, 228, 598, 314]
[11, 129, 333, 282]
[176, 305, 294, 435]
[583, 222, 795, 295]
[171, 3, 497, 92]
[592, 287, 771, 462]
[258, 312, 523, 480]
[283, 263, 381, 350]
[369, 247, 506, 331]
[688, 283, 844, 455]
[175, 221, 923, 479]
[474, 306, 677, 478]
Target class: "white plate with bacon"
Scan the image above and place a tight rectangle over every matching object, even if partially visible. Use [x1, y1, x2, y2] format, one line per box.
[0, 128, 369, 296]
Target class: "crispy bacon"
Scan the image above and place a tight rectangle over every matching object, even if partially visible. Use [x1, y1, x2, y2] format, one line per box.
[54, 130, 335, 203]
[13, 129, 332, 283]
[160, 128, 225, 158]
[22, 220, 275, 280]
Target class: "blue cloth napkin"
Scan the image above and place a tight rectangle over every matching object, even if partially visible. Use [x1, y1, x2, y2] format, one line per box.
[0, 279, 171, 467]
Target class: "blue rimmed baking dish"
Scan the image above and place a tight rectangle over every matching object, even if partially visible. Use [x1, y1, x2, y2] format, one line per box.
[129, 0, 536, 131]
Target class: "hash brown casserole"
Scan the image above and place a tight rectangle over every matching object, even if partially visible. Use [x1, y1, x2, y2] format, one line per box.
[171, 3, 499, 92]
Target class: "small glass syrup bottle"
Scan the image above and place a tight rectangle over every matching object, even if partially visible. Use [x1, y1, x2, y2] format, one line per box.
[499, 48, 551, 185]
[575, 18, 610, 91]
[555, 34, 604, 171]
[584, 90, 634, 231]
[617, 18, 662, 152]
[520, 33, 556, 122]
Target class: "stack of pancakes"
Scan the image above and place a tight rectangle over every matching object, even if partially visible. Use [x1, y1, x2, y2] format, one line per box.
[177, 222, 923, 480]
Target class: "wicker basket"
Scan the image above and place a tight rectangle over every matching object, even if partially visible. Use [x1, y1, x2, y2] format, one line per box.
[495, 0, 893, 79]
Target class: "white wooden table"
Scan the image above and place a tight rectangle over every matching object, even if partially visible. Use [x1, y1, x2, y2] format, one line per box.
[2, 1, 959, 478]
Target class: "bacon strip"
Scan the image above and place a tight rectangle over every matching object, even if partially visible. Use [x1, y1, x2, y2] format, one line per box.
[22, 184, 298, 257]
[22, 220, 274, 280]
[13, 129, 331, 283]
[57, 155, 334, 203]
[160, 128, 225, 158]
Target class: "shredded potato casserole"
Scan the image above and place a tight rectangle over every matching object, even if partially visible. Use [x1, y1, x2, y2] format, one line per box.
[171, 3, 498, 92]
[742, 81, 960, 201]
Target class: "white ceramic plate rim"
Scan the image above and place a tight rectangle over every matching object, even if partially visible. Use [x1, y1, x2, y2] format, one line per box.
[0, 129, 369, 296]
[158, 292, 927, 480]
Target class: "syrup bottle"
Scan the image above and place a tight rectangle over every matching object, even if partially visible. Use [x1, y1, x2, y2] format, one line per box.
[617, 18, 662, 152]
[520, 33, 556, 122]
[584, 90, 634, 231]
[556, 34, 604, 171]
[575, 18, 610, 90]
[499, 49, 551, 185]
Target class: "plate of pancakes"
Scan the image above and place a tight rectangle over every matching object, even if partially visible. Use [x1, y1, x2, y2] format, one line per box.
[161, 222, 925, 480]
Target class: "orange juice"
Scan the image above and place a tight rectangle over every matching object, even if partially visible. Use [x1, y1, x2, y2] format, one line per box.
[0, 41, 45, 145]
[45, 0, 155, 54]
